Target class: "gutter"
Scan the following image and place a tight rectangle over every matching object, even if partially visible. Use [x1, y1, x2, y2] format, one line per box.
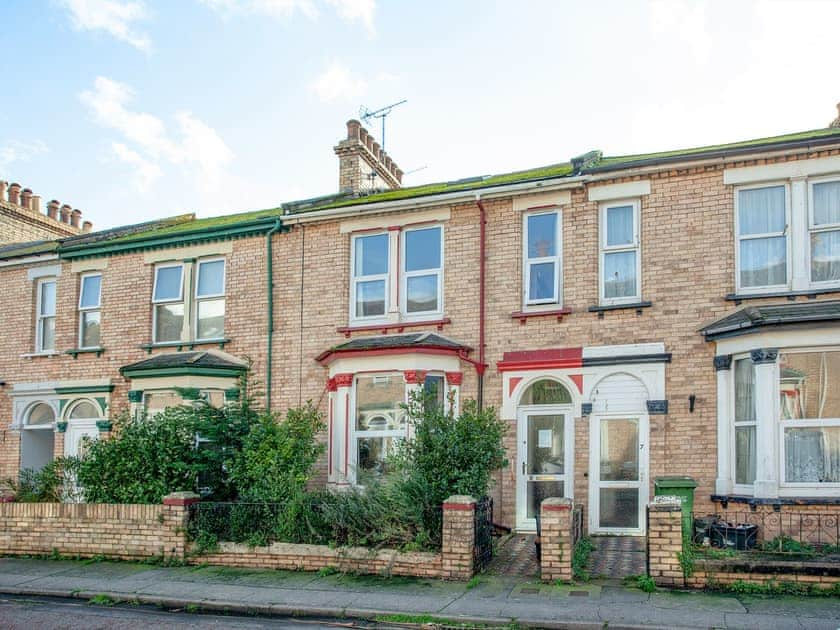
[281, 177, 588, 225]
[0, 253, 59, 268]
[265, 219, 283, 411]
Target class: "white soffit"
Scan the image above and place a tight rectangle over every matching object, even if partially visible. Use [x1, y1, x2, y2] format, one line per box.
[588, 180, 651, 202]
[724, 156, 840, 185]
[339, 207, 451, 234]
[512, 190, 571, 212]
[144, 241, 234, 264]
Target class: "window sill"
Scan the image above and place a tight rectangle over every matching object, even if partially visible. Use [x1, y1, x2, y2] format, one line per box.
[588, 301, 652, 317]
[20, 351, 59, 359]
[65, 348, 105, 359]
[337, 318, 451, 338]
[725, 287, 840, 303]
[711, 493, 840, 509]
[510, 308, 572, 324]
[140, 339, 230, 354]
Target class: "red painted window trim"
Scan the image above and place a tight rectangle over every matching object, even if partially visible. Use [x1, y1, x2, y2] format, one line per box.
[336, 317, 451, 338]
[510, 308, 572, 324]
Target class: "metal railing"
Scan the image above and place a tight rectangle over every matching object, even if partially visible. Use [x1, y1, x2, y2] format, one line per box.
[473, 496, 494, 571]
[188, 501, 291, 547]
[572, 504, 584, 547]
[692, 511, 840, 556]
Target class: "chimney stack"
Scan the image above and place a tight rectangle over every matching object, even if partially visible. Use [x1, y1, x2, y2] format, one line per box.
[60, 204, 72, 224]
[831, 102, 840, 129]
[21, 188, 32, 210]
[334, 119, 403, 194]
[8, 183, 20, 205]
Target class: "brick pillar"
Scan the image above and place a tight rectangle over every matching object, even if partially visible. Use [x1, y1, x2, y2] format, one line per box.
[647, 496, 685, 587]
[540, 497, 573, 583]
[162, 491, 199, 560]
[441, 495, 475, 580]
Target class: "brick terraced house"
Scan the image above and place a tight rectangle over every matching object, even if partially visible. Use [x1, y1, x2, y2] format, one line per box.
[3, 105, 840, 534]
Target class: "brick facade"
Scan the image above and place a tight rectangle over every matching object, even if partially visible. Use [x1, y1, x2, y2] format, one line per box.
[0, 181, 85, 245]
[539, 497, 574, 582]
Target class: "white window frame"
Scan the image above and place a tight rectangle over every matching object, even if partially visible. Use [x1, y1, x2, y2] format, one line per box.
[349, 372, 408, 481]
[522, 209, 562, 307]
[193, 257, 226, 342]
[730, 354, 756, 495]
[401, 224, 444, 320]
[77, 272, 102, 349]
[806, 176, 840, 289]
[599, 199, 641, 305]
[777, 347, 840, 494]
[152, 263, 185, 344]
[35, 277, 57, 353]
[734, 182, 791, 294]
[349, 231, 390, 324]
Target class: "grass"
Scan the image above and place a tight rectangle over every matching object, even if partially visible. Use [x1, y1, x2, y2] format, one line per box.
[466, 575, 482, 590]
[572, 536, 593, 582]
[87, 594, 117, 606]
[374, 613, 521, 629]
[706, 578, 840, 598]
[623, 574, 656, 593]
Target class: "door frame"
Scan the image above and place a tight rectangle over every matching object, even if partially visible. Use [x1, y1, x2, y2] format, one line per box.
[64, 418, 99, 458]
[515, 403, 575, 532]
[588, 412, 649, 535]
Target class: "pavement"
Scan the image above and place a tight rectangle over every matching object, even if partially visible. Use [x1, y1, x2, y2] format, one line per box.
[0, 557, 838, 629]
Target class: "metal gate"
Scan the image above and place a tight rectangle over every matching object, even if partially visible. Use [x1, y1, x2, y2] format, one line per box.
[473, 496, 494, 571]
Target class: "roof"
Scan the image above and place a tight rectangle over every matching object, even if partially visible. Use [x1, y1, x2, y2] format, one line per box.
[316, 332, 472, 364]
[120, 351, 248, 378]
[0, 239, 58, 260]
[700, 300, 840, 340]
[6, 125, 840, 260]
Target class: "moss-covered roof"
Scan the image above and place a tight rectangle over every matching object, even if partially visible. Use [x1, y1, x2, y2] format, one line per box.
[0, 240, 58, 260]
[4, 125, 840, 260]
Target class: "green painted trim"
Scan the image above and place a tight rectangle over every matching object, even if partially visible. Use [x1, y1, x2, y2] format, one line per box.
[58, 399, 69, 414]
[55, 385, 115, 395]
[139, 339, 230, 354]
[64, 348, 105, 359]
[120, 366, 246, 379]
[60, 218, 287, 260]
[127, 390, 144, 403]
[95, 397, 108, 414]
[55, 421, 68, 433]
[224, 388, 240, 401]
[96, 420, 113, 432]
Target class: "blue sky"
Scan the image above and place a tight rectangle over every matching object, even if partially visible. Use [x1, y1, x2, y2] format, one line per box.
[1, 0, 839, 230]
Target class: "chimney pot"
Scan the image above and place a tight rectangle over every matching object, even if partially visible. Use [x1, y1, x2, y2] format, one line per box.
[8, 183, 21, 205]
[371, 141, 380, 158]
[71, 208, 82, 228]
[32, 195, 41, 213]
[365, 135, 373, 151]
[21, 188, 32, 210]
[346, 119, 362, 140]
[0, 181, 6, 200]
[359, 127, 368, 144]
[60, 204, 72, 223]
[395, 167, 404, 183]
[384, 156, 393, 171]
[82, 220, 93, 233]
[831, 102, 840, 129]
[47, 200, 60, 220]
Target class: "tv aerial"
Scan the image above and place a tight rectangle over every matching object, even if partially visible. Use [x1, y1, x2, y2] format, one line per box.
[359, 99, 406, 151]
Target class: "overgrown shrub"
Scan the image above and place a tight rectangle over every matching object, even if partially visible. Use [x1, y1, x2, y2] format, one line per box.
[229, 402, 325, 503]
[5, 457, 80, 503]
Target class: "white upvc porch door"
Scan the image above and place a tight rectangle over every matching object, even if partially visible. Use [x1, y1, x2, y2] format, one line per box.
[589, 413, 649, 535]
[515, 404, 574, 531]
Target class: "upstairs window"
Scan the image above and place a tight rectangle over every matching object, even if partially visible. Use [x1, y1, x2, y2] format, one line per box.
[736, 185, 788, 291]
[403, 226, 442, 316]
[523, 210, 561, 306]
[600, 200, 641, 304]
[809, 180, 840, 285]
[36, 278, 56, 352]
[195, 259, 226, 341]
[349, 225, 444, 324]
[153, 264, 185, 343]
[352, 233, 389, 320]
[78, 273, 102, 349]
[152, 258, 226, 344]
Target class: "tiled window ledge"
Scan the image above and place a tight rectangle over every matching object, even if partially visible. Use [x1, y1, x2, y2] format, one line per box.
[588, 301, 652, 317]
[337, 318, 451, 338]
[65, 347, 105, 359]
[510, 308, 572, 324]
[139, 339, 230, 354]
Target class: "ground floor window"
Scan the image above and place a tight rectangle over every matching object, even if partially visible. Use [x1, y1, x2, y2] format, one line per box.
[354, 373, 407, 475]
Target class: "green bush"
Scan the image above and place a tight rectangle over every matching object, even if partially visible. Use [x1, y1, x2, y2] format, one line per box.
[229, 402, 325, 503]
[5, 457, 79, 503]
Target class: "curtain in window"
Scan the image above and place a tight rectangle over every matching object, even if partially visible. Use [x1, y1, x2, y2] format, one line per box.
[811, 231, 840, 282]
[813, 181, 840, 226]
[735, 426, 756, 485]
[734, 359, 755, 421]
[738, 187, 787, 288]
[785, 427, 840, 483]
[606, 205, 633, 246]
[603, 251, 636, 298]
[739, 187, 785, 234]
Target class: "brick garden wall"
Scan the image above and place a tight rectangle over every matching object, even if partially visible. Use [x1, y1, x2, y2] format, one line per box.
[539, 497, 574, 583]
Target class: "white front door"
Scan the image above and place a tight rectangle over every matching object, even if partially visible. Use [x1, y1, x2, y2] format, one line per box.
[516, 405, 574, 531]
[65, 420, 98, 458]
[589, 414, 649, 534]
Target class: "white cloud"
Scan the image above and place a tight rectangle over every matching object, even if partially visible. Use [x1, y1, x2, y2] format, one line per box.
[648, 0, 710, 65]
[309, 61, 367, 103]
[0, 140, 49, 172]
[200, 0, 375, 33]
[58, 0, 151, 51]
[80, 76, 234, 195]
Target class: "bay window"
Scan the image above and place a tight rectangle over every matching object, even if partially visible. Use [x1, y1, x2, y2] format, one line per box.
[78, 273, 102, 349]
[354, 373, 406, 475]
[779, 350, 840, 484]
[733, 358, 756, 486]
[523, 210, 561, 306]
[736, 185, 788, 291]
[152, 258, 226, 343]
[349, 224, 443, 324]
[35, 278, 56, 353]
[599, 200, 640, 304]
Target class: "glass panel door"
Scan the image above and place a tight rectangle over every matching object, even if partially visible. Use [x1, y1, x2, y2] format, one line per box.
[592, 416, 647, 533]
[517, 410, 569, 529]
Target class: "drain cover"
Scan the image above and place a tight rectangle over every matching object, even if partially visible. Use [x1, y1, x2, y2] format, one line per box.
[570, 591, 589, 597]
[520, 587, 540, 594]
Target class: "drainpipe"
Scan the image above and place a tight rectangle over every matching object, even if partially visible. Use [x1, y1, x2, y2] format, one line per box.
[265, 219, 283, 411]
[475, 195, 488, 409]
